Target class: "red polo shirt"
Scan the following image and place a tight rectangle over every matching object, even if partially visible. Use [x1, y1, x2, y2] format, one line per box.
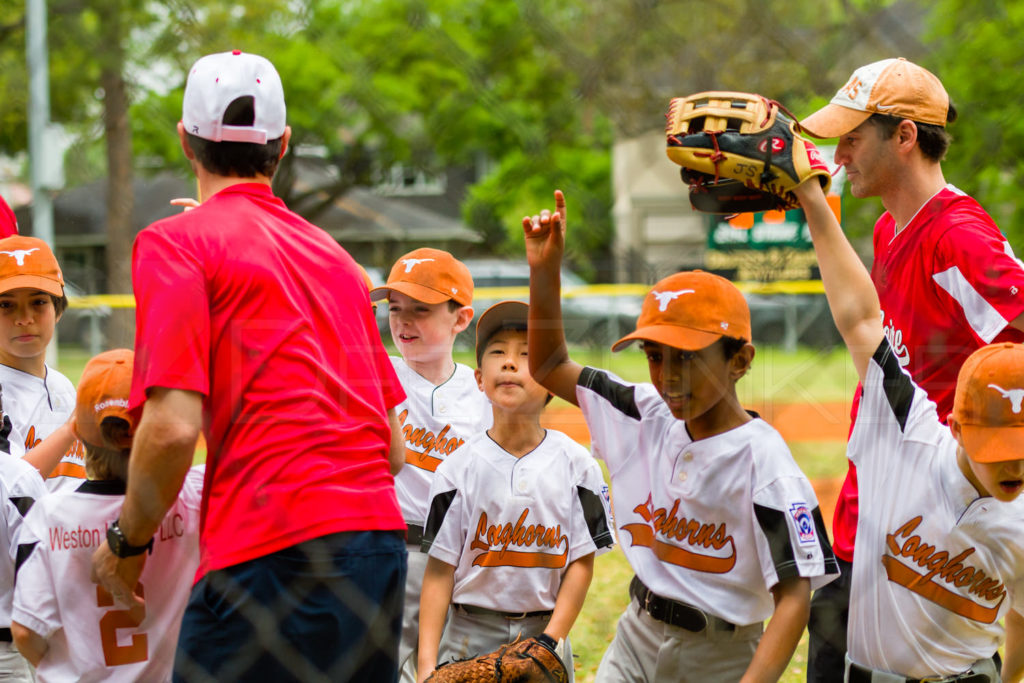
[131, 183, 405, 581]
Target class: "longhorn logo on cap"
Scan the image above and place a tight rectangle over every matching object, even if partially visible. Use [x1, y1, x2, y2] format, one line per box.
[988, 384, 1024, 414]
[651, 289, 695, 312]
[401, 258, 435, 273]
[0, 248, 39, 266]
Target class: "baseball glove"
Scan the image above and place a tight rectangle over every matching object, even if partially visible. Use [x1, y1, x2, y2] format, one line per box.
[424, 634, 568, 683]
[665, 91, 831, 214]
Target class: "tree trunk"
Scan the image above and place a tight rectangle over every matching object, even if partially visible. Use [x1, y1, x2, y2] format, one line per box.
[99, 0, 134, 349]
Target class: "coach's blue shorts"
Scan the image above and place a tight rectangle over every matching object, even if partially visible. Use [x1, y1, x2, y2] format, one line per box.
[173, 530, 407, 683]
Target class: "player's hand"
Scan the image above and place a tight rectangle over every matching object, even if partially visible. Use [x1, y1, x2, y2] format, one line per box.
[522, 190, 567, 270]
[169, 197, 200, 211]
[91, 542, 147, 609]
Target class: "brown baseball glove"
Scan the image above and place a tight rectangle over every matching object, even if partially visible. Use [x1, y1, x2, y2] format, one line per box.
[665, 91, 832, 213]
[424, 634, 569, 683]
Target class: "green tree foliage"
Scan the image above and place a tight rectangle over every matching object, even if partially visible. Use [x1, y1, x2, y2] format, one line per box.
[927, 2, 1024, 246]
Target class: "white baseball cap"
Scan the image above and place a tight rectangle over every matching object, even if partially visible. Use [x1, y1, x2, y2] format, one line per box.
[182, 50, 286, 144]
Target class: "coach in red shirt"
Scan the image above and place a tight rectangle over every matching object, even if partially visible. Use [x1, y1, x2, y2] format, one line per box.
[91, 51, 408, 682]
[799, 58, 1024, 683]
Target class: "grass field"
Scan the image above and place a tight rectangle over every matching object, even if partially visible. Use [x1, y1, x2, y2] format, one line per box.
[57, 343, 853, 682]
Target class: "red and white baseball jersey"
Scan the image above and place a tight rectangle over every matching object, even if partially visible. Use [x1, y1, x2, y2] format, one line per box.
[11, 466, 204, 683]
[131, 183, 405, 582]
[847, 339, 1024, 677]
[872, 185, 1024, 418]
[0, 364, 86, 492]
[0, 453, 47, 628]
[391, 358, 491, 527]
[422, 429, 613, 612]
[577, 367, 838, 626]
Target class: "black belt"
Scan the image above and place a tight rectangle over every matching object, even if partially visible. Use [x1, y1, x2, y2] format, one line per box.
[629, 575, 735, 633]
[847, 661, 991, 683]
[406, 523, 424, 547]
[454, 603, 553, 620]
[0, 628, 10, 642]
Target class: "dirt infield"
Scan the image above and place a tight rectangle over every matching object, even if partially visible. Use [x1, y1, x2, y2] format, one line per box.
[540, 401, 850, 525]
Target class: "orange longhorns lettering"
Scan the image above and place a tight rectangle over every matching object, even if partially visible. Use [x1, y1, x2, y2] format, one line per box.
[397, 409, 464, 472]
[621, 496, 736, 573]
[469, 509, 569, 568]
[24, 426, 41, 450]
[883, 516, 1006, 623]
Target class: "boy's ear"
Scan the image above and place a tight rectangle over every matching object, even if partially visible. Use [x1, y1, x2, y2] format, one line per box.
[474, 366, 484, 391]
[453, 305, 474, 335]
[729, 343, 755, 381]
[948, 417, 965, 447]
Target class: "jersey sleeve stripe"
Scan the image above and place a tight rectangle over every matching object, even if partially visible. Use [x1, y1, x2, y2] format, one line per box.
[932, 265, 1010, 343]
[813, 507, 840, 576]
[14, 541, 37, 577]
[576, 486, 614, 549]
[421, 489, 456, 552]
[873, 339, 915, 432]
[578, 367, 640, 420]
[753, 503, 800, 581]
[8, 496, 36, 518]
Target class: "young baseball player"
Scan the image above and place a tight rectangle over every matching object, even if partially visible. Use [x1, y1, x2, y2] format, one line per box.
[796, 180, 1024, 682]
[0, 399, 47, 681]
[370, 247, 492, 682]
[0, 235, 86, 489]
[417, 300, 613, 682]
[523, 191, 838, 683]
[10, 348, 203, 682]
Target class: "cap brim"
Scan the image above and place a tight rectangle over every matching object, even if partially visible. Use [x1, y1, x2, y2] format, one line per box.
[369, 281, 450, 305]
[611, 324, 723, 353]
[960, 423, 1024, 464]
[799, 104, 872, 139]
[0, 275, 63, 297]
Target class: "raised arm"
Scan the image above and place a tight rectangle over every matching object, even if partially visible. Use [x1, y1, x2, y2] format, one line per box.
[794, 182, 884, 383]
[523, 190, 585, 405]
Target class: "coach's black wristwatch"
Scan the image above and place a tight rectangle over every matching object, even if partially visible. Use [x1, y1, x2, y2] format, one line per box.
[107, 520, 154, 558]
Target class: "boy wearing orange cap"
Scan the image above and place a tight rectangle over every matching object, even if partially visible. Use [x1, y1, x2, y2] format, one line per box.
[370, 248, 491, 682]
[797, 179, 1024, 682]
[0, 235, 85, 490]
[10, 349, 203, 682]
[524, 192, 838, 682]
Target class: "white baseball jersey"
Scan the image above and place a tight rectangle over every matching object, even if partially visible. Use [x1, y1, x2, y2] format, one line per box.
[577, 367, 838, 626]
[0, 454, 47, 628]
[11, 466, 204, 683]
[423, 429, 613, 612]
[847, 339, 1024, 678]
[0, 364, 84, 493]
[391, 358, 491, 527]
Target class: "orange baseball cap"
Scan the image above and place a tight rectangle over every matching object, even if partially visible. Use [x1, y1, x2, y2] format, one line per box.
[800, 58, 949, 139]
[370, 248, 473, 306]
[0, 236, 64, 297]
[475, 300, 528, 365]
[952, 343, 1024, 464]
[75, 349, 136, 450]
[612, 271, 751, 352]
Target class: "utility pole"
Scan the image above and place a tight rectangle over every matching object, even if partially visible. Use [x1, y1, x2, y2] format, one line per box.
[26, 0, 64, 364]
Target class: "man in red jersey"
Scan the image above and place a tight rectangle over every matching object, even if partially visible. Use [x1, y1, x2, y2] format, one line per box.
[91, 50, 408, 682]
[799, 57, 1024, 682]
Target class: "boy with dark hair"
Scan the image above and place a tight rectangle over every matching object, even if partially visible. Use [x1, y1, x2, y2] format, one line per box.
[90, 50, 408, 682]
[524, 191, 838, 682]
[0, 235, 85, 490]
[417, 301, 613, 682]
[11, 349, 203, 682]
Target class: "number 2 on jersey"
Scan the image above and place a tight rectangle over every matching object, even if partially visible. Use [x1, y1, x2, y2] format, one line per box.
[96, 583, 149, 666]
